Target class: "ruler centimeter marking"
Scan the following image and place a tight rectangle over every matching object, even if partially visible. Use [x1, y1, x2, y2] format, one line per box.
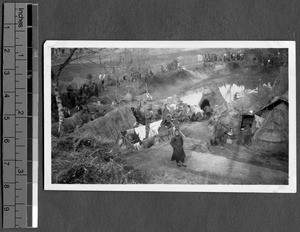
[2, 3, 38, 228]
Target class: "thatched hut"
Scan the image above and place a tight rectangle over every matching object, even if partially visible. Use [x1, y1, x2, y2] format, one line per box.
[77, 107, 136, 141]
[199, 86, 227, 111]
[252, 102, 288, 155]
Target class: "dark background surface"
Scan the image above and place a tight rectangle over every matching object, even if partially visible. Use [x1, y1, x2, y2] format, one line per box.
[1, 0, 300, 231]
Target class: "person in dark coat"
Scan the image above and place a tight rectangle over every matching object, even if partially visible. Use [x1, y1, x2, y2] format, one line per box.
[170, 129, 186, 167]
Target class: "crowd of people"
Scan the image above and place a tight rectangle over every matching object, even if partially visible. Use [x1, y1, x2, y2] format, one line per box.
[128, 100, 221, 168]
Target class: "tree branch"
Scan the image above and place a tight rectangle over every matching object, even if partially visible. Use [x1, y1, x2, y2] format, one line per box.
[52, 48, 109, 68]
[60, 48, 77, 69]
[53, 48, 77, 77]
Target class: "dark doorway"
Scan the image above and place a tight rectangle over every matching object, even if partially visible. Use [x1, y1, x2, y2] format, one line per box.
[241, 115, 255, 129]
[200, 99, 210, 110]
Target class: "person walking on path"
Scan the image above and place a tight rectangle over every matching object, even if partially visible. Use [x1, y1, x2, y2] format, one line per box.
[170, 129, 186, 167]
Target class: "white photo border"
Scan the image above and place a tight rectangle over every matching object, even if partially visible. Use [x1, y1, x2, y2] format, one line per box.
[44, 41, 296, 192]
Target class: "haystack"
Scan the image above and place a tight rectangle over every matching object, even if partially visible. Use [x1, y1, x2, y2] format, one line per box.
[252, 103, 288, 154]
[77, 107, 136, 141]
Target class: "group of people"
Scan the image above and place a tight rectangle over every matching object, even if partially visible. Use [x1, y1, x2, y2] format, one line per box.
[146, 105, 187, 167]
[52, 83, 107, 124]
[170, 116, 232, 168]
[145, 103, 187, 167]
[129, 101, 234, 168]
[166, 104, 232, 167]
[79, 82, 99, 98]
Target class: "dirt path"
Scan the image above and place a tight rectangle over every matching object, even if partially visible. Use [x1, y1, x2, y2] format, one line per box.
[125, 121, 288, 185]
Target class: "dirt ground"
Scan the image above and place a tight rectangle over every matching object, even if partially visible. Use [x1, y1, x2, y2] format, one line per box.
[110, 66, 287, 185]
[125, 120, 288, 185]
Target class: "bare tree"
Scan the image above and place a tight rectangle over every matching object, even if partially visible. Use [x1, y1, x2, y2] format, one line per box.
[51, 48, 106, 135]
[52, 48, 77, 135]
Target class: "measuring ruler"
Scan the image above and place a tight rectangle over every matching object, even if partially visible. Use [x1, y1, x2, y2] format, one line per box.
[2, 3, 38, 228]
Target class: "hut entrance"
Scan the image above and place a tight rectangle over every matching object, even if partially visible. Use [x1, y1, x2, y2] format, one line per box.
[238, 114, 255, 145]
[200, 99, 210, 110]
[240, 115, 254, 130]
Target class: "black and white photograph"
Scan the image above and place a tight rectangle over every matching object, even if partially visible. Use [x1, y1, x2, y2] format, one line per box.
[44, 41, 296, 192]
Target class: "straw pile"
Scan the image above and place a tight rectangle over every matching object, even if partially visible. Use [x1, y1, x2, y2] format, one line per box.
[77, 107, 136, 141]
[252, 103, 288, 154]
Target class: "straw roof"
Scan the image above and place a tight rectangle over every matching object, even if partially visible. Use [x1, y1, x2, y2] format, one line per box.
[252, 103, 288, 154]
[77, 107, 136, 141]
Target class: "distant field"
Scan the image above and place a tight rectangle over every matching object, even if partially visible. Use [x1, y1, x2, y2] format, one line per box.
[54, 48, 229, 82]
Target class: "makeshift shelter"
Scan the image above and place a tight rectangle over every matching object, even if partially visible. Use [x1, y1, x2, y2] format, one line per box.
[219, 84, 245, 103]
[199, 87, 227, 111]
[240, 114, 255, 130]
[77, 107, 136, 141]
[252, 102, 288, 155]
[251, 66, 289, 154]
[256, 91, 288, 116]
